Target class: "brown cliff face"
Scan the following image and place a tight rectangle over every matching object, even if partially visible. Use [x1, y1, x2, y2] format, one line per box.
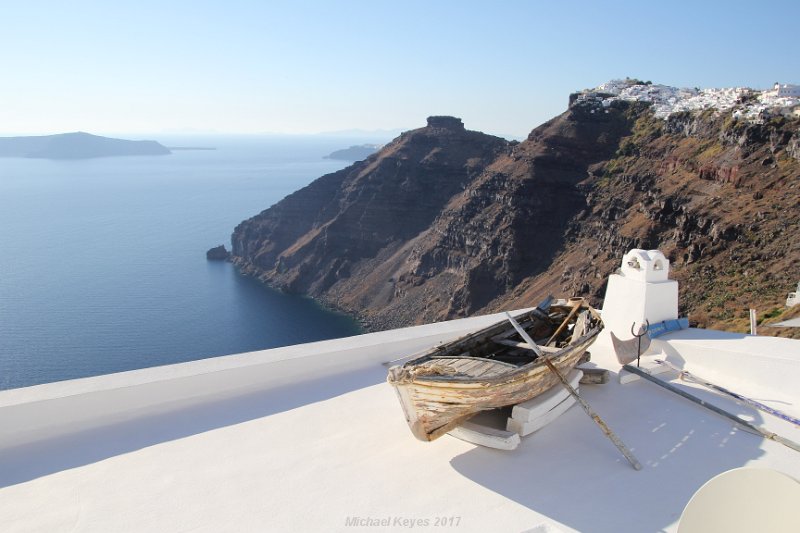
[490, 109, 800, 337]
[232, 116, 508, 302]
[329, 102, 645, 328]
[232, 108, 800, 337]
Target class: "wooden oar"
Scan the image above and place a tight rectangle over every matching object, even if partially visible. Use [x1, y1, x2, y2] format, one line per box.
[506, 313, 643, 470]
[623, 364, 800, 453]
[544, 298, 584, 346]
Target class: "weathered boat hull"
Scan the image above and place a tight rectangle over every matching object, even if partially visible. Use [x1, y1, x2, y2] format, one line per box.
[387, 301, 602, 441]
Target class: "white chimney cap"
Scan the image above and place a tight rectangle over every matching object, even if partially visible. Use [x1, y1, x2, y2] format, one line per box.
[619, 249, 670, 282]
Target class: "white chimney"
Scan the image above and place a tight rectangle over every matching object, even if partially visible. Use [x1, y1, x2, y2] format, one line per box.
[595, 249, 679, 352]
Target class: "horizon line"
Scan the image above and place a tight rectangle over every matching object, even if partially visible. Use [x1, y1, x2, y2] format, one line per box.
[0, 127, 528, 141]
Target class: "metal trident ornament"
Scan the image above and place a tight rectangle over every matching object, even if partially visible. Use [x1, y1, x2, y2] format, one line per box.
[630, 320, 650, 367]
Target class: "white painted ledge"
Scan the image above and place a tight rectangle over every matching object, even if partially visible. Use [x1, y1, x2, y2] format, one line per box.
[0, 310, 519, 451]
[653, 328, 800, 411]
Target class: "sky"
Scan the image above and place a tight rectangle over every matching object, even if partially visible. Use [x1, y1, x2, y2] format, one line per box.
[1, 0, 798, 139]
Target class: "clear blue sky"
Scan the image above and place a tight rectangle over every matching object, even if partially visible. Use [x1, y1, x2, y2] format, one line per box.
[1, 0, 797, 138]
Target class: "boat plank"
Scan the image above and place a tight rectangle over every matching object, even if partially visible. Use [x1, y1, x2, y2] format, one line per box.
[451, 359, 485, 374]
[414, 357, 521, 380]
[494, 339, 560, 353]
[473, 364, 512, 378]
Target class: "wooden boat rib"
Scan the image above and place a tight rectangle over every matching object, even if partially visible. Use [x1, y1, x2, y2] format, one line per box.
[387, 297, 603, 441]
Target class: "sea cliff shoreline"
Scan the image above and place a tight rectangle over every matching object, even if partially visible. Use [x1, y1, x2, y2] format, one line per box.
[231, 258, 374, 332]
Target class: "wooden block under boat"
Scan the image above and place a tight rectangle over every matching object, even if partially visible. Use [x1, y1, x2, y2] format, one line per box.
[510, 369, 583, 423]
[577, 367, 610, 385]
[507, 392, 579, 437]
[448, 420, 521, 451]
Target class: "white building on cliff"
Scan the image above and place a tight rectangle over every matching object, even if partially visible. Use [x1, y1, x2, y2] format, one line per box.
[773, 83, 800, 97]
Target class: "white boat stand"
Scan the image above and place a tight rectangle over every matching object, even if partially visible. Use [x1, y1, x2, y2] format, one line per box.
[448, 367, 607, 450]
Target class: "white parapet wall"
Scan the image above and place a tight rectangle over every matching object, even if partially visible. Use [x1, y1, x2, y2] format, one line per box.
[0, 311, 515, 452]
[653, 330, 800, 408]
[595, 249, 678, 351]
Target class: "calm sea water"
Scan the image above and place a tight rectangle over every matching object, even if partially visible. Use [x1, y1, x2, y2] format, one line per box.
[0, 135, 371, 390]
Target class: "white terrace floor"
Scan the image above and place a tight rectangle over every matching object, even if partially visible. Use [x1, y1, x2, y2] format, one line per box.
[1, 312, 799, 533]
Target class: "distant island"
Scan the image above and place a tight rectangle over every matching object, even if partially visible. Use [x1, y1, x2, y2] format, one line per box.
[323, 144, 381, 162]
[0, 132, 171, 159]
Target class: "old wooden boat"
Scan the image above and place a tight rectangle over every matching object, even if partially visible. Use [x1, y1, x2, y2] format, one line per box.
[387, 297, 603, 441]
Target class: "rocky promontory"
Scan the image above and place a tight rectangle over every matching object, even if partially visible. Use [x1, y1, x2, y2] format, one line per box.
[324, 144, 382, 162]
[0, 132, 171, 159]
[206, 245, 230, 261]
[232, 116, 508, 323]
[232, 89, 800, 336]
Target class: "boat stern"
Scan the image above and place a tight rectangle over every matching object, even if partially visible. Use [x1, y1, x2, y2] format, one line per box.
[388, 367, 433, 441]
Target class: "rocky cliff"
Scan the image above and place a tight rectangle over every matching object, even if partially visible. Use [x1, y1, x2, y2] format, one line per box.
[232, 100, 800, 337]
[232, 116, 509, 315]
[324, 144, 382, 162]
[491, 106, 800, 337]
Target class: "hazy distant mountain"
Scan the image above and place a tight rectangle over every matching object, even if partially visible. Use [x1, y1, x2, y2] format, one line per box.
[316, 128, 405, 139]
[0, 132, 171, 159]
[323, 144, 382, 161]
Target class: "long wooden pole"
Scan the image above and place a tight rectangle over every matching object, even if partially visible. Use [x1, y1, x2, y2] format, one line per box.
[654, 359, 800, 428]
[506, 313, 643, 470]
[623, 364, 800, 453]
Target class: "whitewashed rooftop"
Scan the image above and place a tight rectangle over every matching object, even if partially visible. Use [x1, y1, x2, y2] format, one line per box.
[1, 250, 799, 532]
[587, 79, 800, 120]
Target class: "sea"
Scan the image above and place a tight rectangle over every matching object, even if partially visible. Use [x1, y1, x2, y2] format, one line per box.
[0, 135, 380, 390]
